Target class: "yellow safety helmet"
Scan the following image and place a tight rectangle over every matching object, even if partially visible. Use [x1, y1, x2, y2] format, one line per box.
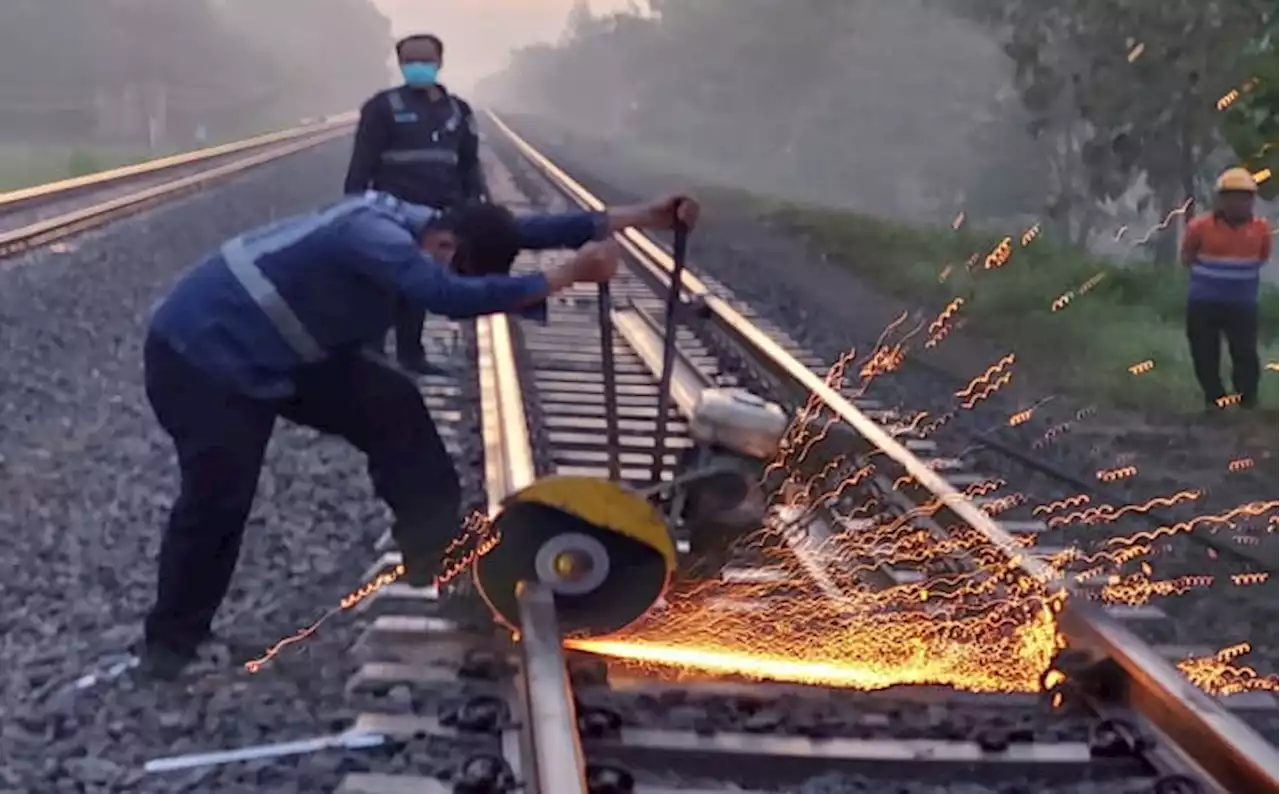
[1215, 167, 1258, 193]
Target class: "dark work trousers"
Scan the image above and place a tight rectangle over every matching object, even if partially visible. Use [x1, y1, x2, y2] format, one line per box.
[142, 334, 461, 656]
[393, 299, 428, 362]
[1185, 299, 1261, 406]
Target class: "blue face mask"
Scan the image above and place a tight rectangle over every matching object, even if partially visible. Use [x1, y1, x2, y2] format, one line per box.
[401, 62, 439, 87]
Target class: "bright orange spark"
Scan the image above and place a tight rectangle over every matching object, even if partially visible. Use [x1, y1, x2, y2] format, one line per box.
[1050, 272, 1104, 312]
[1215, 394, 1242, 408]
[956, 355, 1016, 400]
[1228, 458, 1255, 472]
[1105, 501, 1280, 548]
[1128, 360, 1154, 375]
[960, 372, 1012, 410]
[245, 512, 498, 673]
[1179, 643, 1278, 696]
[1217, 77, 1260, 112]
[1008, 409, 1034, 426]
[1126, 42, 1145, 62]
[1047, 490, 1201, 527]
[1266, 362, 1279, 372]
[1020, 223, 1041, 247]
[1134, 199, 1193, 246]
[1033, 495, 1089, 516]
[1099, 572, 1212, 606]
[1254, 168, 1273, 185]
[1232, 572, 1269, 586]
[925, 298, 964, 349]
[983, 236, 1014, 270]
[1096, 466, 1137, 482]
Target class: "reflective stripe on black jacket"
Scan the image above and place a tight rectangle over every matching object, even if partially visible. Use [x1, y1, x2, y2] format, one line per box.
[343, 85, 487, 209]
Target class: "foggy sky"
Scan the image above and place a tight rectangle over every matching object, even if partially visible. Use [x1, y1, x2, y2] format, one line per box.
[371, 0, 635, 94]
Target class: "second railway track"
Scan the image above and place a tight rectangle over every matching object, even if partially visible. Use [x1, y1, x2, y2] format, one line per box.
[0, 114, 355, 262]
[225, 118, 1280, 794]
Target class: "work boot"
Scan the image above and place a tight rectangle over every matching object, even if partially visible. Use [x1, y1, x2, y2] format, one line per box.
[134, 628, 267, 683]
[136, 642, 198, 682]
[392, 523, 445, 589]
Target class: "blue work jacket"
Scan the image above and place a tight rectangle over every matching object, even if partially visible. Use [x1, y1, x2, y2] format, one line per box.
[150, 191, 606, 398]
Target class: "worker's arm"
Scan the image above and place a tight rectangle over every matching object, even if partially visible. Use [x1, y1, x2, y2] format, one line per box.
[1179, 218, 1203, 269]
[516, 194, 703, 250]
[343, 97, 389, 195]
[342, 213, 613, 320]
[456, 101, 490, 203]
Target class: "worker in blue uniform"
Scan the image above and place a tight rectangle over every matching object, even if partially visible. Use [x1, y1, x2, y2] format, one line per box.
[345, 33, 486, 376]
[140, 189, 700, 679]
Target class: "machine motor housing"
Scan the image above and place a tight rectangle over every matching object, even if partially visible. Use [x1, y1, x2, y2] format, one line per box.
[677, 388, 790, 537]
[687, 388, 789, 461]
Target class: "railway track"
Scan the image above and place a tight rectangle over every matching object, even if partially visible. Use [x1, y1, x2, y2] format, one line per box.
[278, 118, 1280, 794]
[0, 114, 355, 262]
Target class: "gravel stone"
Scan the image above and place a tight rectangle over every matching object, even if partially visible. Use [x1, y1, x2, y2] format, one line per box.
[0, 136, 485, 792]
[578, 689, 1095, 743]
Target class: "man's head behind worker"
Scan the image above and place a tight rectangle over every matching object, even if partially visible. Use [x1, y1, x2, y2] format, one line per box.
[421, 204, 522, 277]
[397, 34, 444, 89]
[1216, 167, 1258, 224]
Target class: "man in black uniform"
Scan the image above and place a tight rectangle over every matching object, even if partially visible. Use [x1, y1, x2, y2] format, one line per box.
[345, 33, 484, 375]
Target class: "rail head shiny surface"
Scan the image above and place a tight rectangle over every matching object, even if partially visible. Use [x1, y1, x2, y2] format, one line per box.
[515, 582, 590, 794]
[0, 128, 354, 260]
[487, 110, 1280, 794]
[0, 114, 356, 210]
[477, 314, 537, 512]
[1060, 603, 1280, 793]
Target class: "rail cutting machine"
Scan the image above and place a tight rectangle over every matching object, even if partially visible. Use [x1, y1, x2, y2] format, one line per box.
[472, 217, 790, 638]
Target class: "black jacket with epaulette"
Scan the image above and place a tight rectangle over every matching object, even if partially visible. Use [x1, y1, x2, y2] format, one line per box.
[343, 84, 487, 209]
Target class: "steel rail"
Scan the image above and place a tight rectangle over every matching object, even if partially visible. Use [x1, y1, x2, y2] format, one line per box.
[0, 113, 356, 213]
[0, 126, 353, 261]
[476, 309, 590, 793]
[477, 314, 538, 510]
[486, 109, 1280, 794]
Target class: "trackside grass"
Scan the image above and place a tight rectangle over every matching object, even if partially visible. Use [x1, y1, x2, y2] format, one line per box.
[490, 114, 1278, 419]
[755, 202, 1279, 414]
[0, 145, 149, 192]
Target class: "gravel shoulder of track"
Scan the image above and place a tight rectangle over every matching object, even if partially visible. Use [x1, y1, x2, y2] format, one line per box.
[484, 115, 1280, 682]
[0, 135, 482, 793]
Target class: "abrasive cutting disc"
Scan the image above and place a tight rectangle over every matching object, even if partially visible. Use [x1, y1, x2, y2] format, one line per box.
[473, 476, 676, 637]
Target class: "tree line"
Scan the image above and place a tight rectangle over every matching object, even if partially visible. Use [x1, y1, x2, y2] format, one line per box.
[0, 0, 395, 147]
[479, 0, 1277, 255]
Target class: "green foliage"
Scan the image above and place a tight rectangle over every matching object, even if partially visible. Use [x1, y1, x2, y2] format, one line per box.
[951, 0, 1274, 213]
[1220, 25, 1278, 200]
